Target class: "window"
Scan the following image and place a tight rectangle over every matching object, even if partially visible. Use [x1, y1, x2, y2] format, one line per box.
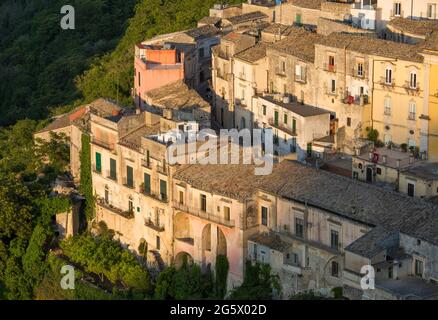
[330, 230, 339, 250]
[224, 206, 231, 221]
[295, 218, 304, 238]
[328, 55, 335, 70]
[384, 97, 392, 115]
[109, 158, 117, 180]
[415, 259, 424, 277]
[410, 72, 417, 88]
[347, 117, 351, 127]
[295, 13, 302, 25]
[409, 101, 416, 120]
[394, 2, 401, 16]
[200, 194, 207, 211]
[143, 173, 151, 194]
[199, 47, 205, 58]
[428, 4, 437, 19]
[138, 72, 141, 87]
[376, 167, 382, 175]
[385, 68, 392, 84]
[274, 111, 279, 126]
[357, 62, 364, 77]
[408, 183, 415, 197]
[331, 261, 339, 277]
[331, 79, 336, 94]
[156, 236, 161, 250]
[284, 114, 288, 125]
[179, 190, 184, 204]
[295, 64, 305, 82]
[104, 185, 109, 204]
[95, 152, 102, 173]
[261, 206, 268, 226]
[280, 60, 286, 73]
[126, 165, 134, 188]
[160, 179, 167, 201]
[292, 118, 296, 134]
[128, 197, 134, 214]
[262, 105, 267, 116]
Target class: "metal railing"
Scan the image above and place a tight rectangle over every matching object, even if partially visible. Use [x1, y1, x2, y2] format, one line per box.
[173, 201, 235, 227]
[144, 218, 165, 232]
[96, 198, 134, 219]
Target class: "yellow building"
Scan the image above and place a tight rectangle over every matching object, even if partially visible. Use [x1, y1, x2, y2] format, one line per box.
[371, 43, 425, 156]
[421, 34, 438, 161]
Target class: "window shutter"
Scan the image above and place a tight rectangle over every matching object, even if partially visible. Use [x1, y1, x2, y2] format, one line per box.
[95, 152, 102, 173]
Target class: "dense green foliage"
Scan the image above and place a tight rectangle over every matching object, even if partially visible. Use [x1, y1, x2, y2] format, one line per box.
[77, 0, 243, 106]
[230, 261, 279, 300]
[0, 0, 138, 125]
[154, 260, 216, 300]
[60, 234, 152, 296]
[215, 254, 229, 299]
[79, 134, 94, 220]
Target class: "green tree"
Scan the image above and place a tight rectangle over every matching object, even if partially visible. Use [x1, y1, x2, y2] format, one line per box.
[230, 261, 274, 300]
[215, 255, 229, 298]
[79, 133, 94, 220]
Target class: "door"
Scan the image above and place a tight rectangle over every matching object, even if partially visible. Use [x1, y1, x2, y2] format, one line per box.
[408, 183, 415, 197]
[366, 167, 373, 183]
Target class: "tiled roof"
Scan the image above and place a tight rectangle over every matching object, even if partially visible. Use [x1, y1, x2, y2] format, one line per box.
[119, 124, 160, 151]
[176, 160, 438, 245]
[269, 28, 324, 62]
[316, 32, 424, 62]
[222, 32, 255, 43]
[249, 232, 292, 252]
[225, 11, 269, 25]
[145, 80, 210, 112]
[290, 0, 324, 10]
[260, 95, 330, 117]
[185, 25, 219, 40]
[388, 17, 438, 37]
[401, 162, 438, 181]
[262, 23, 296, 36]
[234, 43, 267, 62]
[198, 16, 221, 26]
[344, 226, 396, 258]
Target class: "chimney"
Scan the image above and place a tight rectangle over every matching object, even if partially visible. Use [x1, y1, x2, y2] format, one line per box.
[382, 155, 387, 164]
[409, 155, 414, 164]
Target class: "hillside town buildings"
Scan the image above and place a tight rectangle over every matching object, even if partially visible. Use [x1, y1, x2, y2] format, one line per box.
[36, 0, 438, 299]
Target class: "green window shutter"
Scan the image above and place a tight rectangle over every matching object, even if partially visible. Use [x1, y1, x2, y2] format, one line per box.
[274, 111, 279, 126]
[95, 152, 102, 173]
[160, 179, 167, 201]
[292, 118, 296, 134]
[144, 173, 151, 194]
[110, 158, 117, 180]
[127, 166, 134, 187]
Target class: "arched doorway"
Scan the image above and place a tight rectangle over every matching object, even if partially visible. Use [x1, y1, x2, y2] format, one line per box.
[202, 224, 212, 268]
[217, 227, 227, 257]
[174, 212, 191, 242]
[175, 251, 194, 268]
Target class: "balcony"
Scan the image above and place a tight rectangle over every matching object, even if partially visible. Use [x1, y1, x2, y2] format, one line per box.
[91, 137, 116, 152]
[403, 81, 420, 93]
[106, 170, 117, 181]
[324, 63, 336, 73]
[122, 178, 135, 190]
[341, 94, 369, 106]
[379, 77, 395, 88]
[351, 67, 366, 79]
[268, 118, 297, 136]
[141, 186, 168, 203]
[173, 201, 235, 228]
[96, 199, 134, 219]
[156, 164, 167, 175]
[144, 218, 165, 232]
[294, 74, 306, 84]
[275, 67, 287, 77]
[142, 159, 152, 169]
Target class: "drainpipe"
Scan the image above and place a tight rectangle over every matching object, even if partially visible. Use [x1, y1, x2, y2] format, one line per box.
[411, 0, 413, 19]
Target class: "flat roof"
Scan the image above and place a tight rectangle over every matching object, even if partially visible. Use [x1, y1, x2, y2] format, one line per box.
[259, 95, 330, 117]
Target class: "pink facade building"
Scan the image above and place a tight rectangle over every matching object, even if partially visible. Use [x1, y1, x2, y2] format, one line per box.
[134, 44, 185, 108]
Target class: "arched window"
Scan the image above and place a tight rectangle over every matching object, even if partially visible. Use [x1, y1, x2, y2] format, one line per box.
[384, 96, 392, 115]
[410, 71, 417, 89]
[385, 68, 393, 84]
[409, 101, 416, 120]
